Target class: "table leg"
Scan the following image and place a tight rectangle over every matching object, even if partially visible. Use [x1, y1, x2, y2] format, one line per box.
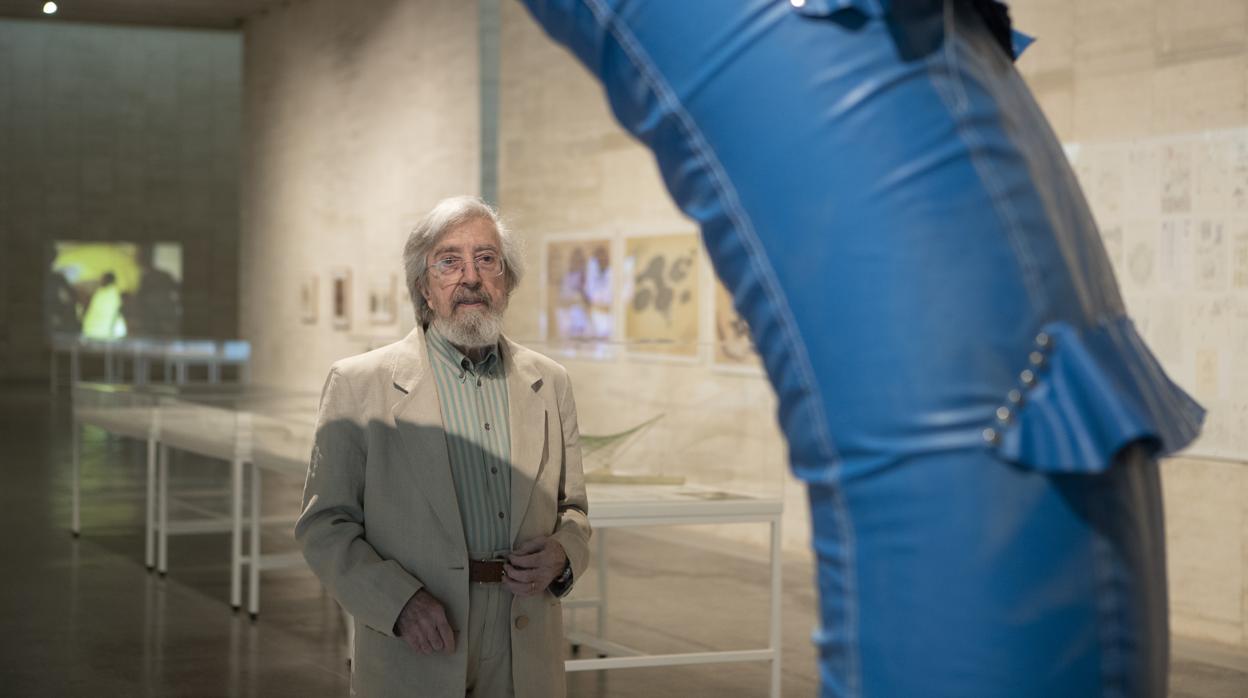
[230, 457, 243, 612]
[145, 437, 156, 570]
[596, 529, 608, 642]
[248, 462, 262, 620]
[71, 418, 81, 537]
[157, 444, 169, 576]
[343, 606, 355, 666]
[769, 518, 783, 698]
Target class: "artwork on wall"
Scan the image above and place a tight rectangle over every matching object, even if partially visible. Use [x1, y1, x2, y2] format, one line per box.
[713, 279, 760, 369]
[46, 241, 183, 339]
[330, 267, 352, 330]
[368, 273, 398, 326]
[299, 275, 318, 324]
[623, 233, 700, 356]
[1069, 126, 1248, 461]
[545, 237, 613, 343]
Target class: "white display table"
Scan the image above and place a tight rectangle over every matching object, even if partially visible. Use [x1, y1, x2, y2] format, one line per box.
[52, 335, 252, 393]
[70, 383, 784, 696]
[569, 483, 784, 697]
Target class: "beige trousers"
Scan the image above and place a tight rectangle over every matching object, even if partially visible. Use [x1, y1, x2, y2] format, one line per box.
[464, 582, 513, 698]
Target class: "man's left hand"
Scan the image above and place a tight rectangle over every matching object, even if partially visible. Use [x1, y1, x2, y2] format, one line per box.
[503, 536, 567, 598]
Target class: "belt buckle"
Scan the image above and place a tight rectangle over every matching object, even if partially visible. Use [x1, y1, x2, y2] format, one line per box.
[472, 557, 506, 584]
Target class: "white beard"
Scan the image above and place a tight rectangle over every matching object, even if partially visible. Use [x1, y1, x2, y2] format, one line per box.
[431, 306, 505, 349]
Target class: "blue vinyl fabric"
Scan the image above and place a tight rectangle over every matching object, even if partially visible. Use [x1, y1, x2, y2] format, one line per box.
[517, 0, 1202, 694]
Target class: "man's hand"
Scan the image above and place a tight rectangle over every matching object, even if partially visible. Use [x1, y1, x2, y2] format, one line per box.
[395, 589, 455, 655]
[504, 536, 567, 598]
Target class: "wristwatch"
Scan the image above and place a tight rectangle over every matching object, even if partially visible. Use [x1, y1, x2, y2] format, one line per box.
[555, 560, 573, 586]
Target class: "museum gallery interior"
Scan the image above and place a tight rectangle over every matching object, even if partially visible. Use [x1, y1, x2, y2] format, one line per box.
[1, 0, 1247, 696]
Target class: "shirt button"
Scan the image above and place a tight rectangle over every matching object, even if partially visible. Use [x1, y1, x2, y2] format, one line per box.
[484, 422, 491, 430]
[514, 615, 529, 630]
[497, 511, 505, 519]
[477, 379, 482, 387]
[491, 466, 498, 474]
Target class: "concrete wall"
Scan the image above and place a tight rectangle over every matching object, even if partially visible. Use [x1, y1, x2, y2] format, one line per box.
[239, 0, 478, 391]
[1012, 0, 1248, 650]
[0, 19, 241, 381]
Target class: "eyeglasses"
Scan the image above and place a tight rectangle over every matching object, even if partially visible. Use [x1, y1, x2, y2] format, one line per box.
[428, 252, 505, 280]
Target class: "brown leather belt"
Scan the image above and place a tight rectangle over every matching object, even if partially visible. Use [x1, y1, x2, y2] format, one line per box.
[469, 559, 506, 584]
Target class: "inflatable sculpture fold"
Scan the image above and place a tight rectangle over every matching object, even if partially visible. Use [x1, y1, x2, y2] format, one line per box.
[519, 1, 1202, 694]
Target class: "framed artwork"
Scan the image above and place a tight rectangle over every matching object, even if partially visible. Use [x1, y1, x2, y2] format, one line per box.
[330, 267, 352, 330]
[299, 274, 318, 324]
[545, 237, 614, 344]
[712, 279, 760, 369]
[622, 233, 700, 357]
[368, 273, 398, 326]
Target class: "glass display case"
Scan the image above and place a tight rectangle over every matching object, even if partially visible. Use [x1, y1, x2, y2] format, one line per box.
[527, 339, 785, 502]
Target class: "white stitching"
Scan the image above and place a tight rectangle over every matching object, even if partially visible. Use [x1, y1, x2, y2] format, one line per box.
[577, 0, 860, 691]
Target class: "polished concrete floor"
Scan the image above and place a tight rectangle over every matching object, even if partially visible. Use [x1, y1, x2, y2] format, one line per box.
[1, 383, 1245, 697]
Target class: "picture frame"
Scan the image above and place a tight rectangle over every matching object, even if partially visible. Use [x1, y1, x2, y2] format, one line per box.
[368, 273, 398, 326]
[299, 274, 318, 325]
[710, 277, 762, 373]
[330, 267, 352, 330]
[621, 232, 701, 359]
[543, 235, 615, 350]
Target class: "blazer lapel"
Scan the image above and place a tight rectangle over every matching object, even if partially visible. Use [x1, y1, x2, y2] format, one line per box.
[504, 338, 547, 546]
[390, 328, 465, 548]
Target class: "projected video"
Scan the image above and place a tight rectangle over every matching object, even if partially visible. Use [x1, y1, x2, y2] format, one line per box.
[46, 242, 183, 340]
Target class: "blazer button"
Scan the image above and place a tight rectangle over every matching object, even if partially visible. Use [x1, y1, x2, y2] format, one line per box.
[514, 615, 529, 630]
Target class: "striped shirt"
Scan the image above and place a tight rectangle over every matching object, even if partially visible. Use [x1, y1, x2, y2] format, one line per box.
[425, 327, 512, 556]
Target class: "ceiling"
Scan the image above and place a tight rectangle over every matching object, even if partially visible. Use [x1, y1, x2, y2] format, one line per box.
[0, 0, 284, 30]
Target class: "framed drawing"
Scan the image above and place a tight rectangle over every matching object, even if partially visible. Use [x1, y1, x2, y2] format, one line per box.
[622, 233, 700, 357]
[712, 279, 761, 370]
[368, 273, 398, 326]
[545, 237, 614, 344]
[330, 267, 352, 330]
[299, 274, 318, 324]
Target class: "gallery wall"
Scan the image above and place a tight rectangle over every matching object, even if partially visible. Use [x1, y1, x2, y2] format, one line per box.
[0, 19, 241, 381]
[236, 0, 1248, 646]
[239, 0, 478, 391]
[1012, 0, 1248, 650]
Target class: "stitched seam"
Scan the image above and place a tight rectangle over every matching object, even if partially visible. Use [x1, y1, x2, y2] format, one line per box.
[578, 0, 859, 691]
[1090, 487, 1130, 697]
[589, 3, 838, 466]
[927, 2, 1044, 315]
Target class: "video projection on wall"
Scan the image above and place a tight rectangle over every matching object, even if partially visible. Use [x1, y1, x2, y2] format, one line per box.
[46, 242, 184, 340]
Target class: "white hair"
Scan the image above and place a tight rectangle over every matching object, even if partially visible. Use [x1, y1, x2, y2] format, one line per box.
[403, 196, 524, 325]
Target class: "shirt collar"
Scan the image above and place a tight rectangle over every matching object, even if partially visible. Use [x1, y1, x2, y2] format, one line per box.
[425, 325, 502, 378]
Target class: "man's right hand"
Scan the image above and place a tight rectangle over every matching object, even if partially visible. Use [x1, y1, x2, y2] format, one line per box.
[395, 589, 455, 656]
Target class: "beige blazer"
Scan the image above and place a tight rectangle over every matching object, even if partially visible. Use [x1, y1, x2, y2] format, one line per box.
[295, 328, 591, 698]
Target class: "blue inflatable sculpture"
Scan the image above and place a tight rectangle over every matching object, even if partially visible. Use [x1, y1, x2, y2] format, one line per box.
[519, 1, 1203, 695]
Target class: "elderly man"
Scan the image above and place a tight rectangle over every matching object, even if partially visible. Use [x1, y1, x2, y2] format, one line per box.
[296, 195, 591, 698]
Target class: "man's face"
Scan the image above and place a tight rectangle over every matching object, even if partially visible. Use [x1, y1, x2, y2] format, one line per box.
[420, 217, 509, 344]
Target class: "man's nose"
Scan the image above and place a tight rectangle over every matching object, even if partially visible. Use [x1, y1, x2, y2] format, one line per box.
[459, 262, 482, 285]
